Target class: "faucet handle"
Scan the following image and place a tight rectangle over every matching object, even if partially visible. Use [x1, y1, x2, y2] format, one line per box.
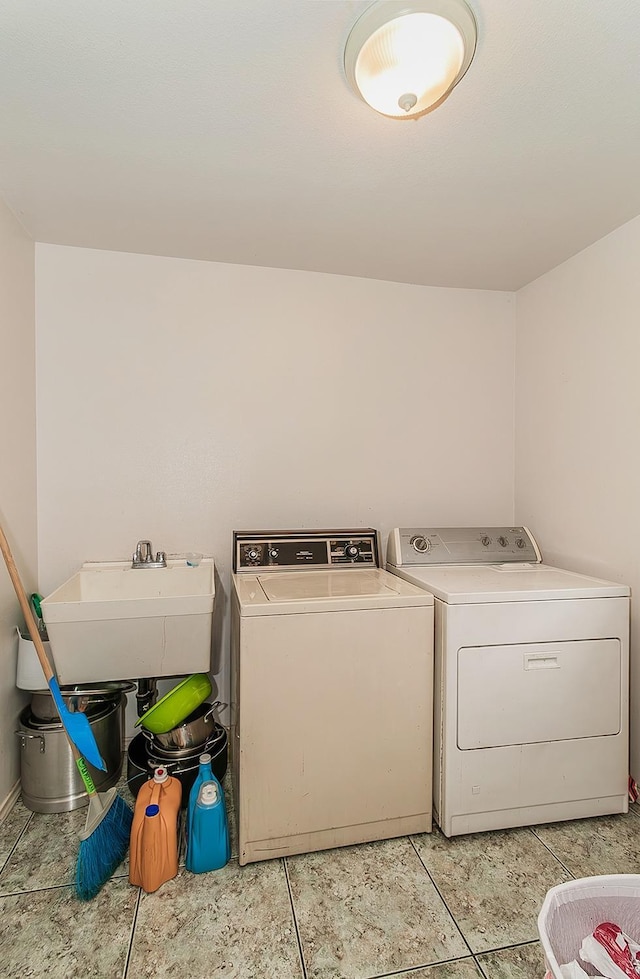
[132, 540, 166, 568]
[135, 540, 152, 561]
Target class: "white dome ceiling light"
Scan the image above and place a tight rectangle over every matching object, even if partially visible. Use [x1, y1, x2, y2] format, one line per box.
[344, 0, 478, 120]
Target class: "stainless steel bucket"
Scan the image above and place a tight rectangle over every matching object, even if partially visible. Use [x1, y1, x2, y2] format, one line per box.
[30, 680, 136, 722]
[16, 694, 125, 813]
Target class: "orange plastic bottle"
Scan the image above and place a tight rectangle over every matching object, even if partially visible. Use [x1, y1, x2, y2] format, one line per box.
[129, 767, 182, 892]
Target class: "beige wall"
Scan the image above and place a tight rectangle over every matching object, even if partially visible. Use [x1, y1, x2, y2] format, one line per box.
[4, 211, 636, 805]
[35, 244, 516, 712]
[0, 198, 36, 807]
[515, 213, 640, 778]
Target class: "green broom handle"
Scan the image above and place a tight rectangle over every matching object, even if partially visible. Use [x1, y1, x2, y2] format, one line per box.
[74, 749, 98, 796]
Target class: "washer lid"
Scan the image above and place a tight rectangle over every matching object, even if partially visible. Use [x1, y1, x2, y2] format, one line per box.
[390, 564, 630, 604]
[259, 570, 398, 601]
[233, 568, 433, 614]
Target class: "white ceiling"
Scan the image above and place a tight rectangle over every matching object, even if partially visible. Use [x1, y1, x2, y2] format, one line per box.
[1, 0, 639, 291]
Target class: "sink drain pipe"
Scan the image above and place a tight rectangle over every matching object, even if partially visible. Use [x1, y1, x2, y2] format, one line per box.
[136, 678, 158, 718]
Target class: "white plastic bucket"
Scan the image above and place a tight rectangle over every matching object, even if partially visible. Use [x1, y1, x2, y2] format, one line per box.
[538, 874, 640, 978]
[16, 627, 54, 691]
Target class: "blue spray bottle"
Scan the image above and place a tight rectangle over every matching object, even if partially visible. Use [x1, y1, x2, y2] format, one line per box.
[186, 752, 230, 873]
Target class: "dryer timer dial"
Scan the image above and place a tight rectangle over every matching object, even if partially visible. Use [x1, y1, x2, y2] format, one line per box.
[410, 535, 430, 553]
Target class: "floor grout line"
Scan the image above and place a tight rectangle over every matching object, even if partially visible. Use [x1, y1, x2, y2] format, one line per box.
[0, 808, 34, 878]
[122, 885, 142, 979]
[473, 952, 490, 978]
[408, 833, 475, 960]
[476, 937, 544, 956]
[283, 856, 308, 979]
[362, 953, 480, 979]
[527, 825, 577, 880]
[473, 938, 546, 978]
[0, 880, 76, 898]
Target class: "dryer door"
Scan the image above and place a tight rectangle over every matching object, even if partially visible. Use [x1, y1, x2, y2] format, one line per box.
[457, 639, 621, 749]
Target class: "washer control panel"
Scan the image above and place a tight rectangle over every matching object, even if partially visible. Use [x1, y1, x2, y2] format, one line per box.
[387, 527, 540, 566]
[234, 529, 379, 572]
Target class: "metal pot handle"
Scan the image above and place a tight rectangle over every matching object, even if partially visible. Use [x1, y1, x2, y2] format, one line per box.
[67, 695, 106, 713]
[15, 730, 45, 753]
[208, 724, 226, 750]
[147, 756, 179, 775]
[203, 700, 227, 721]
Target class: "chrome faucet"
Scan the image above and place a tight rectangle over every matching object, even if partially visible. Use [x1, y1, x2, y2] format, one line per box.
[132, 540, 167, 569]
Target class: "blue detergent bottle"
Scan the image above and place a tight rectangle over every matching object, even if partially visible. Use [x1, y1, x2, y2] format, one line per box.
[186, 752, 230, 873]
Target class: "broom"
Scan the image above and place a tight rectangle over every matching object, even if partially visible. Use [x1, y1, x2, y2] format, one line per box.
[0, 520, 133, 900]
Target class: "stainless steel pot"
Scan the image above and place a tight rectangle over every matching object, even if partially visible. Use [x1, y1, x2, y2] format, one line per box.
[142, 710, 226, 759]
[16, 694, 125, 813]
[127, 724, 228, 806]
[144, 700, 225, 751]
[30, 680, 136, 722]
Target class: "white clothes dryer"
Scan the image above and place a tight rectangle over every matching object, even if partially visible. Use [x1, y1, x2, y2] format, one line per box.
[231, 529, 434, 864]
[387, 527, 630, 837]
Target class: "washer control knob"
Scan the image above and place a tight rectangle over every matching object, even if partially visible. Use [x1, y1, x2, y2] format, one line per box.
[268, 548, 279, 560]
[481, 536, 491, 547]
[345, 544, 360, 559]
[246, 547, 260, 563]
[515, 538, 525, 549]
[410, 535, 430, 553]
[497, 536, 508, 548]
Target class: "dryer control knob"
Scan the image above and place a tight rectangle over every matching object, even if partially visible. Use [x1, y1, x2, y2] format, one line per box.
[268, 548, 279, 560]
[410, 535, 430, 553]
[515, 538, 525, 549]
[246, 548, 260, 563]
[497, 536, 508, 547]
[345, 544, 360, 559]
[481, 536, 491, 547]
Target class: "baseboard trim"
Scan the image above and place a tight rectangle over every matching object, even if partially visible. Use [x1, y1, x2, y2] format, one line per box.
[0, 780, 21, 825]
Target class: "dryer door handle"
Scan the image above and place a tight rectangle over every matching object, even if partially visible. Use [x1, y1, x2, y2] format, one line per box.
[524, 653, 559, 670]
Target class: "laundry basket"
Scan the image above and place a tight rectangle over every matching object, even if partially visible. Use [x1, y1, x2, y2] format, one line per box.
[538, 875, 640, 977]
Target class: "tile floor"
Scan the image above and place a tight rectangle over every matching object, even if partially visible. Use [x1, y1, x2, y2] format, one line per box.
[0, 766, 638, 979]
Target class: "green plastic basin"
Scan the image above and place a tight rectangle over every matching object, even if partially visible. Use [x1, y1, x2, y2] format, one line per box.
[135, 673, 212, 734]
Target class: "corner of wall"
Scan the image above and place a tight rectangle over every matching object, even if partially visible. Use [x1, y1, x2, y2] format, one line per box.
[0, 196, 36, 814]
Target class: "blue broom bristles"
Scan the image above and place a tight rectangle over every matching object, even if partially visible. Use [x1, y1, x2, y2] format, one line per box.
[76, 793, 133, 901]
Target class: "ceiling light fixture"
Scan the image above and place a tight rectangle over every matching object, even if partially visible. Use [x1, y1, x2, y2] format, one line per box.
[344, 0, 478, 120]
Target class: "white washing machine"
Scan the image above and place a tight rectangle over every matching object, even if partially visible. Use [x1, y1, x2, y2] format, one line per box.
[230, 528, 434, 864]
[386, 526, 630, 837]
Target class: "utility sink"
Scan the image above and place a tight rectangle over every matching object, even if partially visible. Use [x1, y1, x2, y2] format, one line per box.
[40, 559, 215, 684]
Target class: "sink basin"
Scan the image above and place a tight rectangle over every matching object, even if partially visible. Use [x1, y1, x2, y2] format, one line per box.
[41, 559, 215, 684]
